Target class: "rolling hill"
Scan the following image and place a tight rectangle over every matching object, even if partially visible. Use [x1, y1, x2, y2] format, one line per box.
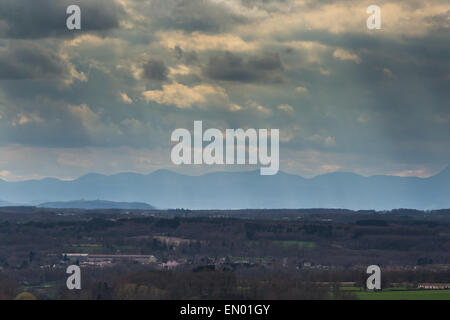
[38, 200, 154, 210]
[0, 167, 449, 210]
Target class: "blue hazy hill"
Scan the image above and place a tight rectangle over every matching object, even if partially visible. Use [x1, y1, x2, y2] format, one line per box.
[38, 200, 155, 210]
[0, 167, 449, 210]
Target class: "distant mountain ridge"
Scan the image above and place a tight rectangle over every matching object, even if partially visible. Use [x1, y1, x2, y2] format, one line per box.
[0, 167, 450, 210]
[38, 200, 154, 210]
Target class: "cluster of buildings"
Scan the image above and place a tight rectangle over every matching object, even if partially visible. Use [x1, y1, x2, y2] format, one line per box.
[418, 283, 450, 290]
[63, 253, 157, 267]
[296, 261, 329, 270]
[159, 260, 180, 269]
[62, 253, 191, 270]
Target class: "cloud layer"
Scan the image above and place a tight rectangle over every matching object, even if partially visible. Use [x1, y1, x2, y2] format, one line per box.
[0, 0, 449, 180]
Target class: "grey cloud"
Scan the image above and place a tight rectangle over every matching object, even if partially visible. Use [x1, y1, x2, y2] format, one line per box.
[0, 97, 89, 148]
[426, 10, 450, 31]
[173, 46, 198, 64]
[0, 42, 68, 80]
[150, 0, 248, 33]
[240, 0, 295, 12]
[143, 58, 169, 81]
[0, 0, 124, 39]
[0, 0, 449, 179]
[203, 51, 285, 83]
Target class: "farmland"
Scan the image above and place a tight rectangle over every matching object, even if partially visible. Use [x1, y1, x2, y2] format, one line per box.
[0, 207, 450, 299]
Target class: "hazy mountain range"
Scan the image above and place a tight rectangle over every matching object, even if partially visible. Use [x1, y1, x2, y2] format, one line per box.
[38, 200, 154, 210]
[1, 167, 450, 210]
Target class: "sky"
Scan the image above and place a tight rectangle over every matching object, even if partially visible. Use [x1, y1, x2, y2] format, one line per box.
[0, 0, 449, 181]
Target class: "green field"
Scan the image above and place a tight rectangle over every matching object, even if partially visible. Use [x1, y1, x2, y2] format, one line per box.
[355, 290, 450, 300]
[340, 286, 361, 291]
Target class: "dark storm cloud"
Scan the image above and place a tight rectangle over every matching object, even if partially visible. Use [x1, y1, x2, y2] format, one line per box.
[0, 42, 68, 80]
[291, 28, 450, 97]
[150, 0, 248, 33]
[149, 0, 295, 34]
[296, 28, 450, 61]
[0, 95, 88, 148]
[0, 0, 124, 39]
[203, 51, 285, 83]
[143, 58, 169, 81]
